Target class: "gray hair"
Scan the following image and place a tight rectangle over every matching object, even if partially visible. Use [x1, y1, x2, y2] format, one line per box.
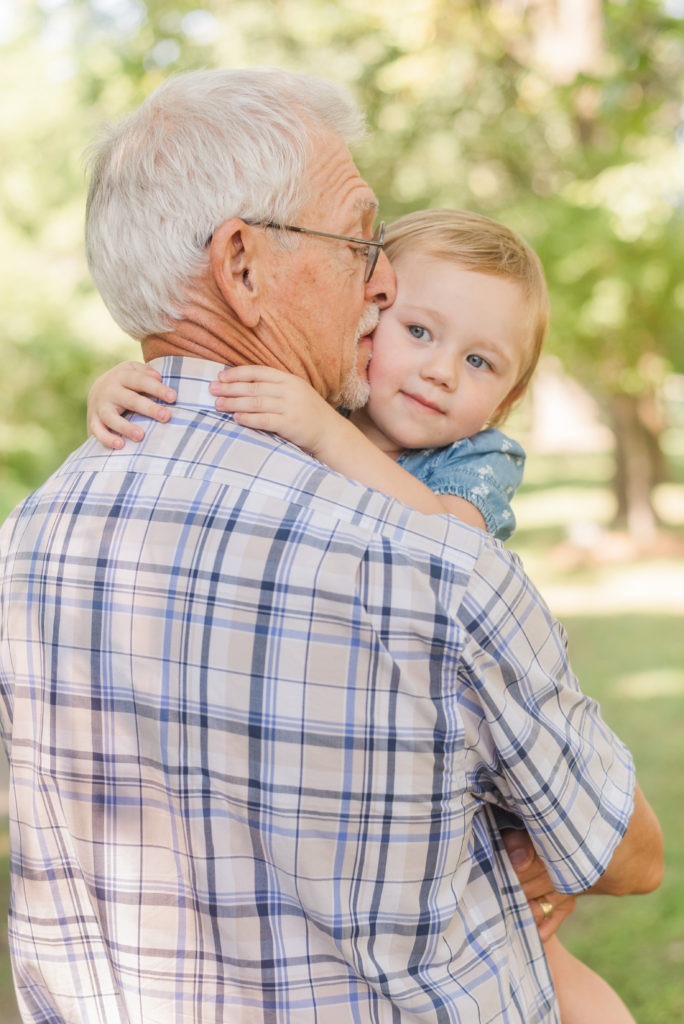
[85, 68, 366, 339]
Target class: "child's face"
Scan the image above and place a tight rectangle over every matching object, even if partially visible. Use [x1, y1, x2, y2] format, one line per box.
[352, 252, 530, 457]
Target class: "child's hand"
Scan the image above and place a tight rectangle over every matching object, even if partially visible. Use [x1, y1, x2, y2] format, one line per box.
[210, 366, 338, 457]
[87, 361, 177, 449]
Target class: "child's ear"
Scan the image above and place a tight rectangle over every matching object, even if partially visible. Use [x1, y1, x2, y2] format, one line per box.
[208, 219, 263, 328]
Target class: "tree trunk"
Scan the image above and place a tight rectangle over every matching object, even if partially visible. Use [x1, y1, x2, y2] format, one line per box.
[609, 392, 667, 540]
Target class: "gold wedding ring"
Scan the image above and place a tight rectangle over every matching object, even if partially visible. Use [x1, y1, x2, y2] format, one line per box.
[536, 896, 554, 921]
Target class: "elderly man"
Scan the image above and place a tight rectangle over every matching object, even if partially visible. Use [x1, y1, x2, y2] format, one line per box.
[0, 68, 662, 1023]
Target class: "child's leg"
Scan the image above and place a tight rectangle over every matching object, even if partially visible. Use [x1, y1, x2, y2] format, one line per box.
[545, 935, 636, 1024]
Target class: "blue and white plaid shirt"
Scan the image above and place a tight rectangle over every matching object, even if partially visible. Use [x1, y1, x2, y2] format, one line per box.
[0, 357, 634, 1023]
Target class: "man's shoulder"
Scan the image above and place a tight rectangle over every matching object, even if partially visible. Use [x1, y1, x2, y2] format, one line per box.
[6, 353, 511, 583]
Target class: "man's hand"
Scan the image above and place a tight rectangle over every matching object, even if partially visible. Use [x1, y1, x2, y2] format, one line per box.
[501, 829, 576, 942]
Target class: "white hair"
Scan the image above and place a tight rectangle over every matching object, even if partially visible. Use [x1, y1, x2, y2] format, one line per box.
[85, 68, 366, 339]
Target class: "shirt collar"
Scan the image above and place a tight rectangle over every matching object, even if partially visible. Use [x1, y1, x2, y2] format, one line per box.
[147, 355, 231, 411]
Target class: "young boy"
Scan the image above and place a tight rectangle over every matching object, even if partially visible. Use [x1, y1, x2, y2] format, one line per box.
[88, 209, 636, 1024]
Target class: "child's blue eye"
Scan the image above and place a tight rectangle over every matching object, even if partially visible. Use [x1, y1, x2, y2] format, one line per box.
[408, 324, 431, 341]
[467, 354, 490, 370]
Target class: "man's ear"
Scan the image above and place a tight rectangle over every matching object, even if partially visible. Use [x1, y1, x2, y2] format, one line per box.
[208, 219, 262, 328]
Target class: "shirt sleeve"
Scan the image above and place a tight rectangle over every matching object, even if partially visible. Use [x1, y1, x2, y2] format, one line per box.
[459, 542, 635, 894]
[398, 429, 526, 541]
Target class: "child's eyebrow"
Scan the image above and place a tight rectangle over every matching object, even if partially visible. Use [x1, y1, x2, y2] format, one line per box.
[398, 302, 445, 323]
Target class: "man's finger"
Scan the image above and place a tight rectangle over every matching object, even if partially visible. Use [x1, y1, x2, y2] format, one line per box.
[501, 828, 535, 875]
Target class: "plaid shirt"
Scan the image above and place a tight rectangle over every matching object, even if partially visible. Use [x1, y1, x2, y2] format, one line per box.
[0, 357, 634, 1024]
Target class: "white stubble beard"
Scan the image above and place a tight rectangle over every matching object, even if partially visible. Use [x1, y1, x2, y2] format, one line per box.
[335, 303, 380, 410]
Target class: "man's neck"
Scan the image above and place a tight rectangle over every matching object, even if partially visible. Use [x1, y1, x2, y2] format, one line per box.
[142, 329, 230, 364]
[141, 319, 319, 394]
[141, 307, 262, 365]
[141, 309, 330, 402]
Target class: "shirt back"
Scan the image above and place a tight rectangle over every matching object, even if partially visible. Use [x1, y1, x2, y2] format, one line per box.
[0, 357, 634, 1024]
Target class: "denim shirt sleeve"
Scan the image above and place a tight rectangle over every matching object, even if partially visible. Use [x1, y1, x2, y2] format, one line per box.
[397, 429, 526, 541]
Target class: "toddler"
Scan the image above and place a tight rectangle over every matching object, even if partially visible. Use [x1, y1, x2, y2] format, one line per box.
[88, 209, 636, 1024]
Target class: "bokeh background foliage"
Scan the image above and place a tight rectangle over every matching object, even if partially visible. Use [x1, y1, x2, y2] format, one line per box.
[1, 0, 683, 528]
[0, 2, 683, 1022]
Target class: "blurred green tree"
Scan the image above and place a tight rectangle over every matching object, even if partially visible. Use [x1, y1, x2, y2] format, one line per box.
[1, 0, 682, 534]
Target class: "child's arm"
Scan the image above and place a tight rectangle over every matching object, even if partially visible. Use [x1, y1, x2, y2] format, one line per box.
[545, 935, 636, 1024]
[210, 365, 486, 529]
[87, 361, 177, 448]
[88, 362, 486, 529]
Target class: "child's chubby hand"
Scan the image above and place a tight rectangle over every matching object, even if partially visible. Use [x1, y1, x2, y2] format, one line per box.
[210, 365, 341, 458]
[87, 361, 177, 449]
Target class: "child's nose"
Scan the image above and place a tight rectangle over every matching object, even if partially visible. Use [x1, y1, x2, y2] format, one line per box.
[422, 354, 458, 390]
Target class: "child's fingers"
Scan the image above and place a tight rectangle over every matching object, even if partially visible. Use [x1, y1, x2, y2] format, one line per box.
[210, 379, 277, 400]
[115, 361, 176, 399]
[89, 418, 124, 449]
[113, 417, 146, 442]
[215, 365, 284, 385]
[135, 375, 177, 405]
[230, 411, 284, 432]
[212, 391, 286, 416]
[114, 389, 173, 423]
[209, 380, 238, 399]
[116, 367, 176, 405]
[88, 414, 137, 449]
[88, 404, 155, 445]
[210, 377, 294, 410]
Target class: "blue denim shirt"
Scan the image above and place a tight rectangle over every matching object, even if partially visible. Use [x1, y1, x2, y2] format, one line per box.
[398, 428, 526, 541]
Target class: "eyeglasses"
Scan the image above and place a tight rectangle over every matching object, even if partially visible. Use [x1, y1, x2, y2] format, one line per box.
[255, 220, 385, 283]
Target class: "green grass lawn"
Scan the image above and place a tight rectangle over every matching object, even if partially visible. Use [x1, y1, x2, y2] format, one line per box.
[1, 451, 683, 1022]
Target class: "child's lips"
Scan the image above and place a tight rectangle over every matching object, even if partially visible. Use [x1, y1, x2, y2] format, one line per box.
[402, 390, 442, 413]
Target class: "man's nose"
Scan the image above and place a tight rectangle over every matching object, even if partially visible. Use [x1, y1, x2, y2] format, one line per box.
[365, 249, 396, 309]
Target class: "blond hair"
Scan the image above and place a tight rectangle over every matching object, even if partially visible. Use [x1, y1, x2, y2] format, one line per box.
[384, 209, 549, 426]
